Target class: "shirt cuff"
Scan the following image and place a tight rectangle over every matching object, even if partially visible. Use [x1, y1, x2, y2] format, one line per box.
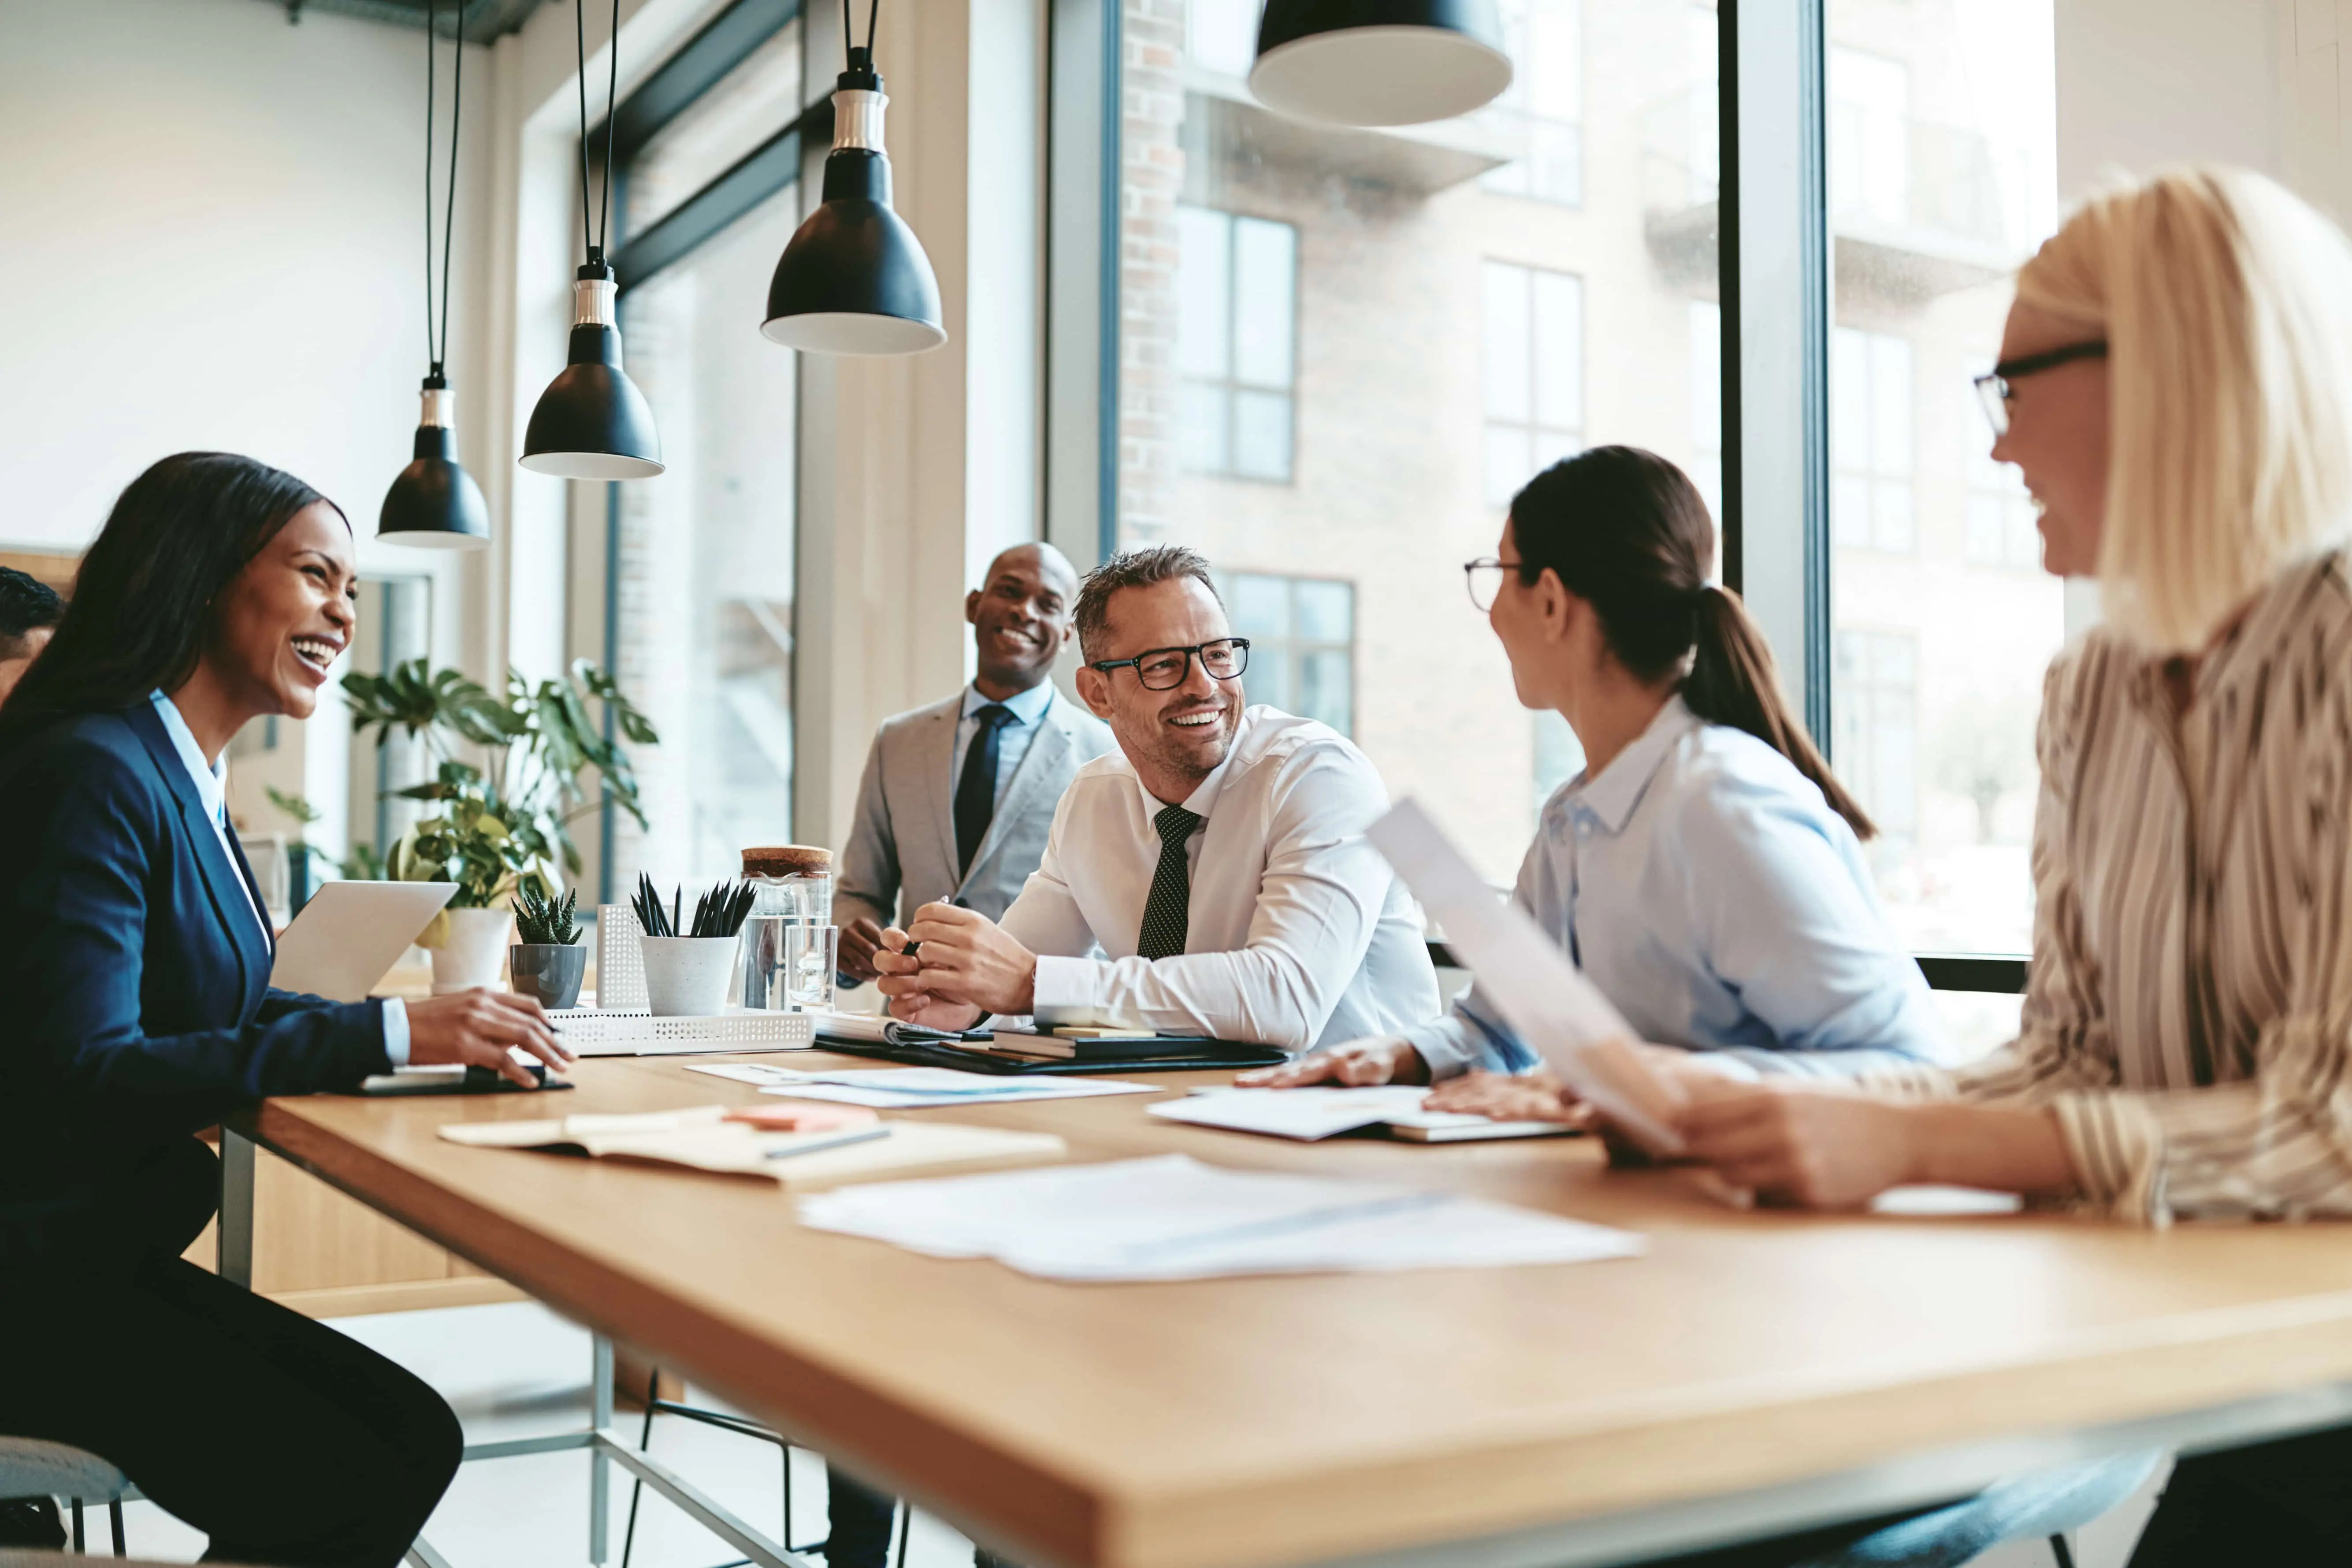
[381, 997, 411, 1069]
[1030, 954, 1104, 1016]
[2052, 1091, 2169, 1225]
[1401, 1018, 1480, 1081]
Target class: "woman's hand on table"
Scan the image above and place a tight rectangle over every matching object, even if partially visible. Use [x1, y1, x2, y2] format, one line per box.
[405, 990, 575, 1087]
[1674, 1084, 2078, 1209]
[1234, 1036, 1428, 1088]
[1423, 1069, 1590, 1126]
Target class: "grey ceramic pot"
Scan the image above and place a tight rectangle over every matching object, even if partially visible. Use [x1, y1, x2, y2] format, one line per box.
[509, 944, 587, 1010]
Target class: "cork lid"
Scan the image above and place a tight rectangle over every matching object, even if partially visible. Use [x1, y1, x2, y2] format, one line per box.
[742, 844, 832, 877]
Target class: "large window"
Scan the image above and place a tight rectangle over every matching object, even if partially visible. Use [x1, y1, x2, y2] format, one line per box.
[1827, 0, 2059, 956]
[1101, 0, 2060, 967]
[1120, 0, 1720, 883]
[591, 0, 817, 895]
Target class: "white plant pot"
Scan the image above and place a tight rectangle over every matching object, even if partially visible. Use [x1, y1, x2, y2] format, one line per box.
[639, 936, 739, 1017]
[430, 907, 513, 995]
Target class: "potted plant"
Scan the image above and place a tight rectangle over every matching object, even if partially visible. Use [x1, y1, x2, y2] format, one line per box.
[345, 657, 657, 994]
[510, 883, 587, 1010]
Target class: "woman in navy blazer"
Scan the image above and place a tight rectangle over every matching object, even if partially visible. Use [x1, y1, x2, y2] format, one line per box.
[0, 453, 571, 1566]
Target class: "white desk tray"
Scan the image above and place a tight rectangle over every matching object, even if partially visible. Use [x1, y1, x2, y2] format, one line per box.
[551, 1009, 816, 1057]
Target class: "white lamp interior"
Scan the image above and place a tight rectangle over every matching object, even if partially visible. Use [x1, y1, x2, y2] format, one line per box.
[1248, 26, 1512, 128]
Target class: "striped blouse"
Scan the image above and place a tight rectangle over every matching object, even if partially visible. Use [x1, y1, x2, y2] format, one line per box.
[1869, 551, 2352, 1225]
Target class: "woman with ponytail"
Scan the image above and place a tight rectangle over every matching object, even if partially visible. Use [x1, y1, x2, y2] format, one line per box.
[1245, 443, 1943, 1093]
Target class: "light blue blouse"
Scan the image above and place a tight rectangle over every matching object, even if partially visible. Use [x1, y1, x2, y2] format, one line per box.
[1405, 695, 1947, 1080]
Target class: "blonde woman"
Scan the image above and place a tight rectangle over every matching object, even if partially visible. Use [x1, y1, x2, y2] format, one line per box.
[1657, 168, 2352, 1561]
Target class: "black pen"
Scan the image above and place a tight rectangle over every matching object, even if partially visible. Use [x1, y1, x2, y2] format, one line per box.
[903, 898, 971, 959]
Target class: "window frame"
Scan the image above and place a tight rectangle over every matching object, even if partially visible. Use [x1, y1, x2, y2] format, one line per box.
[1053, 0, 2030, 992]
[583, 0, 829, 901]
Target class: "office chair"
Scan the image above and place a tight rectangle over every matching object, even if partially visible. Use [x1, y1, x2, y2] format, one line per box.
[0, 1437, 128, 1555]
[617, 1368, 911, 1568]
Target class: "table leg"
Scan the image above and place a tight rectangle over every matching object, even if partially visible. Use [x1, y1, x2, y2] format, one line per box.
[591, 1335, 615, 1564]
[218, 1127, 255, 1289]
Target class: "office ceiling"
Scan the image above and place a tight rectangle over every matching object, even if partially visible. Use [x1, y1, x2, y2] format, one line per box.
[261, 0, 553, 40]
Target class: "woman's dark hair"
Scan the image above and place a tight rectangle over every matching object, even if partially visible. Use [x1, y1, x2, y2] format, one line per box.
[0, 453, 342, 743]
[1508, 445, 1875, 839]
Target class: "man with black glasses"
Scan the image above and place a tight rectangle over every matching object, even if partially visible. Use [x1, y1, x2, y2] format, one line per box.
[871, 545, 1438, 1051]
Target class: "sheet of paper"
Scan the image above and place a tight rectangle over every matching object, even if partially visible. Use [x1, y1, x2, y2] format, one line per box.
[799, 1154, 1643, 1282]
[689, 1061, 1158, 1104]
[1369, 798, 1687, 1155]
[1147, 1086, 1439, 1141]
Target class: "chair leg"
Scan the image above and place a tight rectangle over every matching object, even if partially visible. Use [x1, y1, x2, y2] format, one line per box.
[70, 1499, 83, 1553]
[2049, 1533, 2077, 1568]
[109, 1498, 124, 1557]
[893, 1501, 910, 1568]
[620, 1367, 660, 1568]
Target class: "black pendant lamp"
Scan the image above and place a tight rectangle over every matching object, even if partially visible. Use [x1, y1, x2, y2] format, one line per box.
[382, 0, 490, 549]
[759, 0, 945, 355]
[1249, 0, 1512, 127]
[521, 0, 664, 479]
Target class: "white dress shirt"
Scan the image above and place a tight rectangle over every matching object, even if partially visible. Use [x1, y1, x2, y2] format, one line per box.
[149, 691, 409, 1066]
[1004, 706, 1440, 1051]
[947, 679, 1057, 806]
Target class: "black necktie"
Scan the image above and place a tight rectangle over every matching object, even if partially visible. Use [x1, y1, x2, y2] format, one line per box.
[1137, 804, 1201, 960]
[954, 704, 1016, 876]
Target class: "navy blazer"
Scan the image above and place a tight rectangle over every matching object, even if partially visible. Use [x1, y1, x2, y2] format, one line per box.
[0, 700, 391, 1274]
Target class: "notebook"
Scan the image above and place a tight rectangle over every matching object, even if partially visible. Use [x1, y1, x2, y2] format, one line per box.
[1148, 1087, 1577, 1144]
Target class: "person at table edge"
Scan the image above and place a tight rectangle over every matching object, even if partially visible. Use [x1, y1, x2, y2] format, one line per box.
[0, 452, 571, 1568]
[832, 541, 1113, 985]
[873, 543, 1441, 1047]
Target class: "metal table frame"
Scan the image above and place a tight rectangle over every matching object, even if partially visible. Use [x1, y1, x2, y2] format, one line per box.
[218, 1128, 817, 1568]
[219, 1126, 2352, 1568]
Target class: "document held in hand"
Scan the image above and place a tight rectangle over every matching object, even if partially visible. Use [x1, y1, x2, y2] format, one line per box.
[1367, 797, 1690, 1156]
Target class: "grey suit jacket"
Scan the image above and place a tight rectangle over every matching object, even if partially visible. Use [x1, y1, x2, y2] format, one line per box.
[834, 686, 1117, 929]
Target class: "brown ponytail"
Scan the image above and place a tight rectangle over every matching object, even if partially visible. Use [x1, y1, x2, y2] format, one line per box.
[1507, 446, 1877, 840]
[1686, 583, 1875, 839]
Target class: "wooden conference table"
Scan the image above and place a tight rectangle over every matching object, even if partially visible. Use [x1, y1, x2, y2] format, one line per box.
[222, 1054, 2352, 1568]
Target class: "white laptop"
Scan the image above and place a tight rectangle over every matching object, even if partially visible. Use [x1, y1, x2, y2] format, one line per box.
[269, 882, 457, 1002]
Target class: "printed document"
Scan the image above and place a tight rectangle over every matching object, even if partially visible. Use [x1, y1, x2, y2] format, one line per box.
[1368, 798, 1689, 1155]
[798, 1153, 1644, 1282]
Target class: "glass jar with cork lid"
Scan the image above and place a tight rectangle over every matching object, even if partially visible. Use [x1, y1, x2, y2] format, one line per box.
[736, 845, 836, 1011]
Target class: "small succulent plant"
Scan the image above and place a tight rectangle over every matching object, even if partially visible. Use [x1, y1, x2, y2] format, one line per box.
[513, 882, 582, 947]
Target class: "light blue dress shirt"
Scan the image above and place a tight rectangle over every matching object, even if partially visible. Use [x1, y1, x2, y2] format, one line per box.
[148, 692, 409, 1066]
[1405, 695, 1946, 1081]
[948, 680, 1058, 806]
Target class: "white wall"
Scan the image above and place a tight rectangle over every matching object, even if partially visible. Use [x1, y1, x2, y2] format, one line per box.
[2056, 0, 2289, 200]
[0, 0, 502, 860]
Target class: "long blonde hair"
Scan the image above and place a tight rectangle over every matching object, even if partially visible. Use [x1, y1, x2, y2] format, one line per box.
[2017, 167, 2352, 652]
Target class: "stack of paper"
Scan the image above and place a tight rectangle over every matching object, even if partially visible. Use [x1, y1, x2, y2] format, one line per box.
[1148, 1086, 1574, 1143]
[798, 1154, 1644, 1282]
[686, 1062, 1160, 1109]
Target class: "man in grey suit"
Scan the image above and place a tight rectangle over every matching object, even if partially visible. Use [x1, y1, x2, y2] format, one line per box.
[835, 540, 1115, 984]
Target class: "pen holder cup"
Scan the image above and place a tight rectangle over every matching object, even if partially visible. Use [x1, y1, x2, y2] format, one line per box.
[639, 936, 739, 1017]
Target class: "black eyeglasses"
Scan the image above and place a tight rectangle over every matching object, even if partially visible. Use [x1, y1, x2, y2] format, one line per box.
[1973, 339, 2107, 436]
[1463, 557, 1527, 612]
[1090, 638, 1251, 691]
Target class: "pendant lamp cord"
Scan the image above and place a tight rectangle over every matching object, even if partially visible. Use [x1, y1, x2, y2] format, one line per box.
[424, 0, 463, 377]
[843, 0, 881, 65]
[575, 0, 622, 265]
